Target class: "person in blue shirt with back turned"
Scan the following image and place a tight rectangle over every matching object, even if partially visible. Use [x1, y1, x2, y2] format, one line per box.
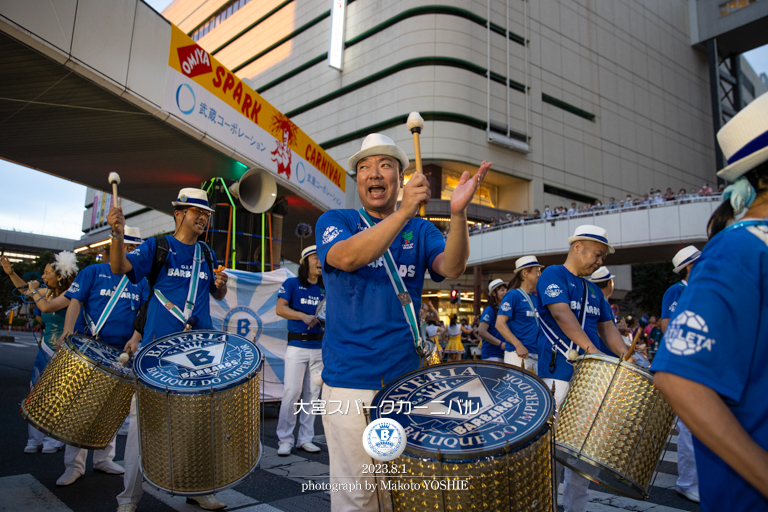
[658, 245, 701, 503]
[653, 93, 768, 512]
[477, 279, 508, 362]
[52, 228, 148, 488]
[316, 133, 490, 512]
[275, 245, 325, 457]
[537, 225, 631, 512]
[496, 255, 544, 373]
[108, 188, 229, 512]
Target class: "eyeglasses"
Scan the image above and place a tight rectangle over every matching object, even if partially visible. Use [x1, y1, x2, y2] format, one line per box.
[187, 207, 212, 219]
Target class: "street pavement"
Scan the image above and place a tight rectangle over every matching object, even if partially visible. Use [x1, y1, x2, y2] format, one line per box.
[0, 332, 699, 512]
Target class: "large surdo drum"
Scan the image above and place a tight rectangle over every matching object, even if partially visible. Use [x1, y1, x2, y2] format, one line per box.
[22, 335, 134, 449]
[555, 354, 676, 499]
[370, 361, 556, 511]
[134, 330, 262, 495]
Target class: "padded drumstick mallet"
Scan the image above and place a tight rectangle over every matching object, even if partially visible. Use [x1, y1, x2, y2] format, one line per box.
[119, 352, 130, 365]
[108, 172, 121, 208]
[407, 112, 427, 217]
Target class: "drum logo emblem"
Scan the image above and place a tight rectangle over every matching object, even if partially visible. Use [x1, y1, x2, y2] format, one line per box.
[363, 418, 407, 461]
[224, 306, 263, 343]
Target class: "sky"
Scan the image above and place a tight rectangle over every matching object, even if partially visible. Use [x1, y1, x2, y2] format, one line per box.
[0, 1, 766, 240]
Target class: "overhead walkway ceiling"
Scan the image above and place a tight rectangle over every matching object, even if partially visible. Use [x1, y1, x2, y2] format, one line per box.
[0, 1, 347, 261]
[467, 198, 718, 272]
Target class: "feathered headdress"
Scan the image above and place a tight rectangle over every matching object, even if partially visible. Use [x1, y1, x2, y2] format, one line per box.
[53, 251, 78, 279]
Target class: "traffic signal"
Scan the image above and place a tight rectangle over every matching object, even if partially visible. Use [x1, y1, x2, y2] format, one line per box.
[450, 288, 458, 304]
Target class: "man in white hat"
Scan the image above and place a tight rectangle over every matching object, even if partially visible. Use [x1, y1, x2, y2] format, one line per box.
[476, 278, 508, 362]
[52, 228, 149, 488]
[275, 245, 325, 457]
[656, 246, 702, 503]
[315, 133, 490, 511]
[652, 92, 768, 511]
[536, 225, 630, 512]
[496, 256, 544, 372]
[108, 189, 229, 511]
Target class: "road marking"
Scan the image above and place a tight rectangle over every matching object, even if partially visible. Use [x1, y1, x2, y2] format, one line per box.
[142, 483, 259, 511]
[0, 474, 73, 511]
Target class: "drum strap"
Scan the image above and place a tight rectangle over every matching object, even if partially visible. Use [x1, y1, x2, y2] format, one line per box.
[84, 275, 130, 338]
[541, 279, 589, 365]
[358, 208, 424, 353]
[517, 289, 539, 328]
[153, 242, 203, 325]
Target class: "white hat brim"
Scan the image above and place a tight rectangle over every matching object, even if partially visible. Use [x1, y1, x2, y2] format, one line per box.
[348, 144, 410, 174]
[717, 144, 768, 181]
[171, 201, 214, 212]
[568, 236, 615, 254]
[513, 264, 545, 274]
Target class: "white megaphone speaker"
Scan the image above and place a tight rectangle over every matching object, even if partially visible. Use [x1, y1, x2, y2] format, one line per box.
[228, 167, 277, 213]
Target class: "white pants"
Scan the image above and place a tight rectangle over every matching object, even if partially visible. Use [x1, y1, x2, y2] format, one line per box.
[28, 424, 64, 449]
[117, 395, 142, 506]
[504, 352, 538, 374]
[64, 437, 117, 474]
[542, 378, 591, 512]
[676, 419, 699, 493]
[276, 346, 324, 447]
[321, 385, 391, 512]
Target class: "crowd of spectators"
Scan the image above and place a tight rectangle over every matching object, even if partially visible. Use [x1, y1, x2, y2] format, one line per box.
[468, 182, 724, 233]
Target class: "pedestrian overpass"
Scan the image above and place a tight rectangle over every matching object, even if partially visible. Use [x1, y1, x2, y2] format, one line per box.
[467, 197, 719, 273]
[0, 0, 348, 261]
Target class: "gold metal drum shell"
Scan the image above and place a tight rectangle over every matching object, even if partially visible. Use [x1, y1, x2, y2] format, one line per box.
[137, 374, 261, 496]
[555, 355, 676, 499]
[21, 345, 135, 450]
[389, 428, 554, 512]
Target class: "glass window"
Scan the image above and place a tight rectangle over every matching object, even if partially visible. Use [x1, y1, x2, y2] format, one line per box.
[440, 170, 497, 208]
[719, 2, 729, 15]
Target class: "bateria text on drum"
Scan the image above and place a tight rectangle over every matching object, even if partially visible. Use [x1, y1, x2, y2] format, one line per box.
[22, 334, 135, 450]
[369, 361, 556, 511]
[133, 330, 263, 496]
[555, 354, 676, 500]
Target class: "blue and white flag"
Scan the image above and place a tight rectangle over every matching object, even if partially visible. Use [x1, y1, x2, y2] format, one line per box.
[210, 268, 293, 402]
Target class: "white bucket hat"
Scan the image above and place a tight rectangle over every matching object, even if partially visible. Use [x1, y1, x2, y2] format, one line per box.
[488, 279, 506, 295]
[588, 266, 613, 283]
[124, 227, 142, 245]
[300, 245, 317, 265]
[672, 245, 701, 274]
[172, 188, 214, 212]
[514, 255, 545, 274]
[347, 133, 410, 174]
[717, 92, 768, 181]
[568, 225, 615, 254]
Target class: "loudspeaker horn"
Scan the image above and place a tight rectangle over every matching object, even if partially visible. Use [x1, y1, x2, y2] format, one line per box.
[228, 167, 278, 214]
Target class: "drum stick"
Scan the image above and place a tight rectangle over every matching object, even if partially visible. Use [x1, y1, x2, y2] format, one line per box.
[624, 328, 643, 361]
[108, 172, 121, 208]
[407, 112, 427, 217]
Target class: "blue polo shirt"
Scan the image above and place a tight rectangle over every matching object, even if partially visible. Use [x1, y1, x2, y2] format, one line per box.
[661, 281, 687, 320]
[316, 209, 446, 389]
[536, 265, 613, 381]
[652, 222, 768, 512]
[126, 236, 218, 344]
[498, 289, 540, 353]
[65, 263, 148, 350]
[479, 306, 504, 359]
[278, 277, 324, 348]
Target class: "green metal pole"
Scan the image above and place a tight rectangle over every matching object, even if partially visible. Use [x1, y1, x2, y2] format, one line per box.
[217, 178, 238, 270]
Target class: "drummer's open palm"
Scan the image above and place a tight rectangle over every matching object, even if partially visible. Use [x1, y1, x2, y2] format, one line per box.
[450, 161, 491, 214]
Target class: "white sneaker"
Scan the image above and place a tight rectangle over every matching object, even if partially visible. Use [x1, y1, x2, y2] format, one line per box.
[56, 468, 83, 486]
[116, 504, 137, 512]
[24, 441, 41, 454]
[300, 442, 321, 453]
[95, 460, 125, 475]
[277, 443, 292, 456]
[186, 495, 226, 510]
[677, 489, 700, 503]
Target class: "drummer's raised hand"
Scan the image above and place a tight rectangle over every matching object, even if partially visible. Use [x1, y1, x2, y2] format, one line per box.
[107, 206, 125, 236]
[1, 255, 14, 275]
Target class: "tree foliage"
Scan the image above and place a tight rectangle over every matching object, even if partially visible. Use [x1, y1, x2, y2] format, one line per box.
[627, 262, 681, 317]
